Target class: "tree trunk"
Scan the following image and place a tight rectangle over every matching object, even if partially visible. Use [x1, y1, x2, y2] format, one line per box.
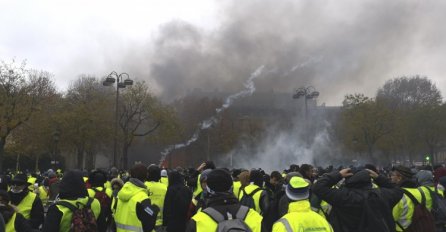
[77, 148, 84, 169]
[85, 150, 95, 170]
[0, 139, 5, 172]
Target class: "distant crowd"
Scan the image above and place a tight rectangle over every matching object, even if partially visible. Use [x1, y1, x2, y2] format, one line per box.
[0, 161, 446, 232]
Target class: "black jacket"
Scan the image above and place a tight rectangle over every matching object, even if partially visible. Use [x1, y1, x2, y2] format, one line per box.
[163, 171, 192, 232]
[0, 205, 35, 232]
[312, 171, 403, 232]
[9, 189, 44, 229]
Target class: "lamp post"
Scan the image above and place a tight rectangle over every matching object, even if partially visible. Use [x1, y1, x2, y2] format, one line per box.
[292, 86, 319, 121]
[103, 71, 133, 168]
[52, 130, 60, 170]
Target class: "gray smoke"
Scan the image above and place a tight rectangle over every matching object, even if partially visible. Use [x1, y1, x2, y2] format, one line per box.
[159, 65, 265, 164]
[147, 0, 446, 105]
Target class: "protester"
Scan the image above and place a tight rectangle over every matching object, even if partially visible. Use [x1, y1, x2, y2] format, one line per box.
[8, 173, 44, 229]
[114, 164, 159, 232]
[163, 170, 192, 232]
[145, 164, 167, 231]
[313, 167, 403, 232]
[238, 169, 270, 215]
[273, 176, 333, 232]
[42, 170, 102, 232]
[88, 170, 112, 232]
[0, 190, 34, 232]
[186, 169, 263, 232]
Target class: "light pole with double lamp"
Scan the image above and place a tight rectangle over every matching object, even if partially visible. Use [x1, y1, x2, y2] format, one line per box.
[103, 71, 133, 168]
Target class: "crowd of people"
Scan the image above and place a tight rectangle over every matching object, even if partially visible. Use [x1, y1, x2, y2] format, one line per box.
[0, 161, 446, 232]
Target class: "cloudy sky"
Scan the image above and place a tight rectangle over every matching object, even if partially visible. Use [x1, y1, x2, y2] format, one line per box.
[1, 0, 446, 105]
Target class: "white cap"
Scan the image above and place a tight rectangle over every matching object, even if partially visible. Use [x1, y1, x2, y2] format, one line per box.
[161, 170, 167, 177]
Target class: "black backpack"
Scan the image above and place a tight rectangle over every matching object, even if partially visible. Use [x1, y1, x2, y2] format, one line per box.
[425, 187, 446, 232]
[358, 189, 393, 232]
[203, 206, 252, 232]
[239, 187, 261, 210]
[397, 188, 435, 232]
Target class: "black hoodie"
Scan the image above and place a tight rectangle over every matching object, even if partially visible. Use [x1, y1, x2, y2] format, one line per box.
[163, 171, 192, 232]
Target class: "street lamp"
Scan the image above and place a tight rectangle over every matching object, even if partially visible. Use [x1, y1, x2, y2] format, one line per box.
[292, 86, 319, 121]
[103, 71, 133, 168]
[52, 130, 60, 170]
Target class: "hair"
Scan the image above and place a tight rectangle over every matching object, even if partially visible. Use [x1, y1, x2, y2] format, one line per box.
[130, 164, 148, 182]
[270, 171, 283, 181]
[238, 170, 250, 189]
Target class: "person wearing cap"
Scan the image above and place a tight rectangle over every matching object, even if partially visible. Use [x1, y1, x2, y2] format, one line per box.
[160, 169, 169, 186]
[8, 173, 44, 229]
[42, 170, 102, 232]
[187, 169, 263, 232]
[313, 167, 402, 232]
[145, 165, 167, 231]
[238, 169, 270, 215]
[113, 164, 159, 232]
[0, 189, 34, 232]
[273, 176, 333, 232]
[391, 165, 433, 231]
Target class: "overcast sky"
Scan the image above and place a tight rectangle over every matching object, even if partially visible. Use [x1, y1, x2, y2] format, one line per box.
[1, 0, 446, 105]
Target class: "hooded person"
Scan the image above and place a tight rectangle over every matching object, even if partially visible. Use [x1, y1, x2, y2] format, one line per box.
[415, 170, 440, 214]
[0, 190, 34, 232]
[186, 168, 263, 232]
[8, 173, 44, 229]
[113, 164, 159, 232]
[313, 167, 403, 232]
[87, 170, 112, 232]
[42, 170, 102, 232]
[145, 165, 167, 230]
[163, 170, 192, 232]
[273, 176, 333, 232]
[238, 169, 270, 215]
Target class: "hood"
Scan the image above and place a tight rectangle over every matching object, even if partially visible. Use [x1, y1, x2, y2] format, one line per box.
[59, 170, 88, 200]
[344, 170, 372, 189]
[416, 170, 434, 187]
[117, 178, 147, 202]
[168, 171, 184, 186]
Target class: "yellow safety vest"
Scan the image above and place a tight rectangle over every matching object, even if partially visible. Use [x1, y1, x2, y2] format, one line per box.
[83, 177, 89, 183]
[233, 181, 241, 198]
[88, 186, 113, 199]
[145, 181, 167, 226]
[160, 177, 169, 186]
[17, 192, 37, 219]
[273, 201, 333, 232]
[27, 177, 37, 191]
[238, 185, 263, 213]
[5, 212, 16, 232]
[393, 187, 426, 231]
[313, 200, 331, 219]
[38, 186, 49, 205]
[56, 197, 101, 232]
[192, 207, 263, 232]
[193, 174, 202, 198]
[114, 183, 149, 232]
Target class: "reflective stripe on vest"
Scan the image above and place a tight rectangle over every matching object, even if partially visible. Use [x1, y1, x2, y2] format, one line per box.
[116, 223, 144, 232]
[5, 212, 16, 232]
[277, 218, 293, 232]
[17, 192, 37, 219]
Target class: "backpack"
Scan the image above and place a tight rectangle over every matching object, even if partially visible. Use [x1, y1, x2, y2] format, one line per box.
[203, 205, 252, 232]
[397, 188, 435, 232]
[425, 187, 446, 232]
[357, 189, 393, 232]
[239, 188, 261, 210]
[57, 198, 98, 232]
[93, 187, 111, 208]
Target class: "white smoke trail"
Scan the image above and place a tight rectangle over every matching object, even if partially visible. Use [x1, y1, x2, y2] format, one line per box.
[159, 65, 265, 165]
